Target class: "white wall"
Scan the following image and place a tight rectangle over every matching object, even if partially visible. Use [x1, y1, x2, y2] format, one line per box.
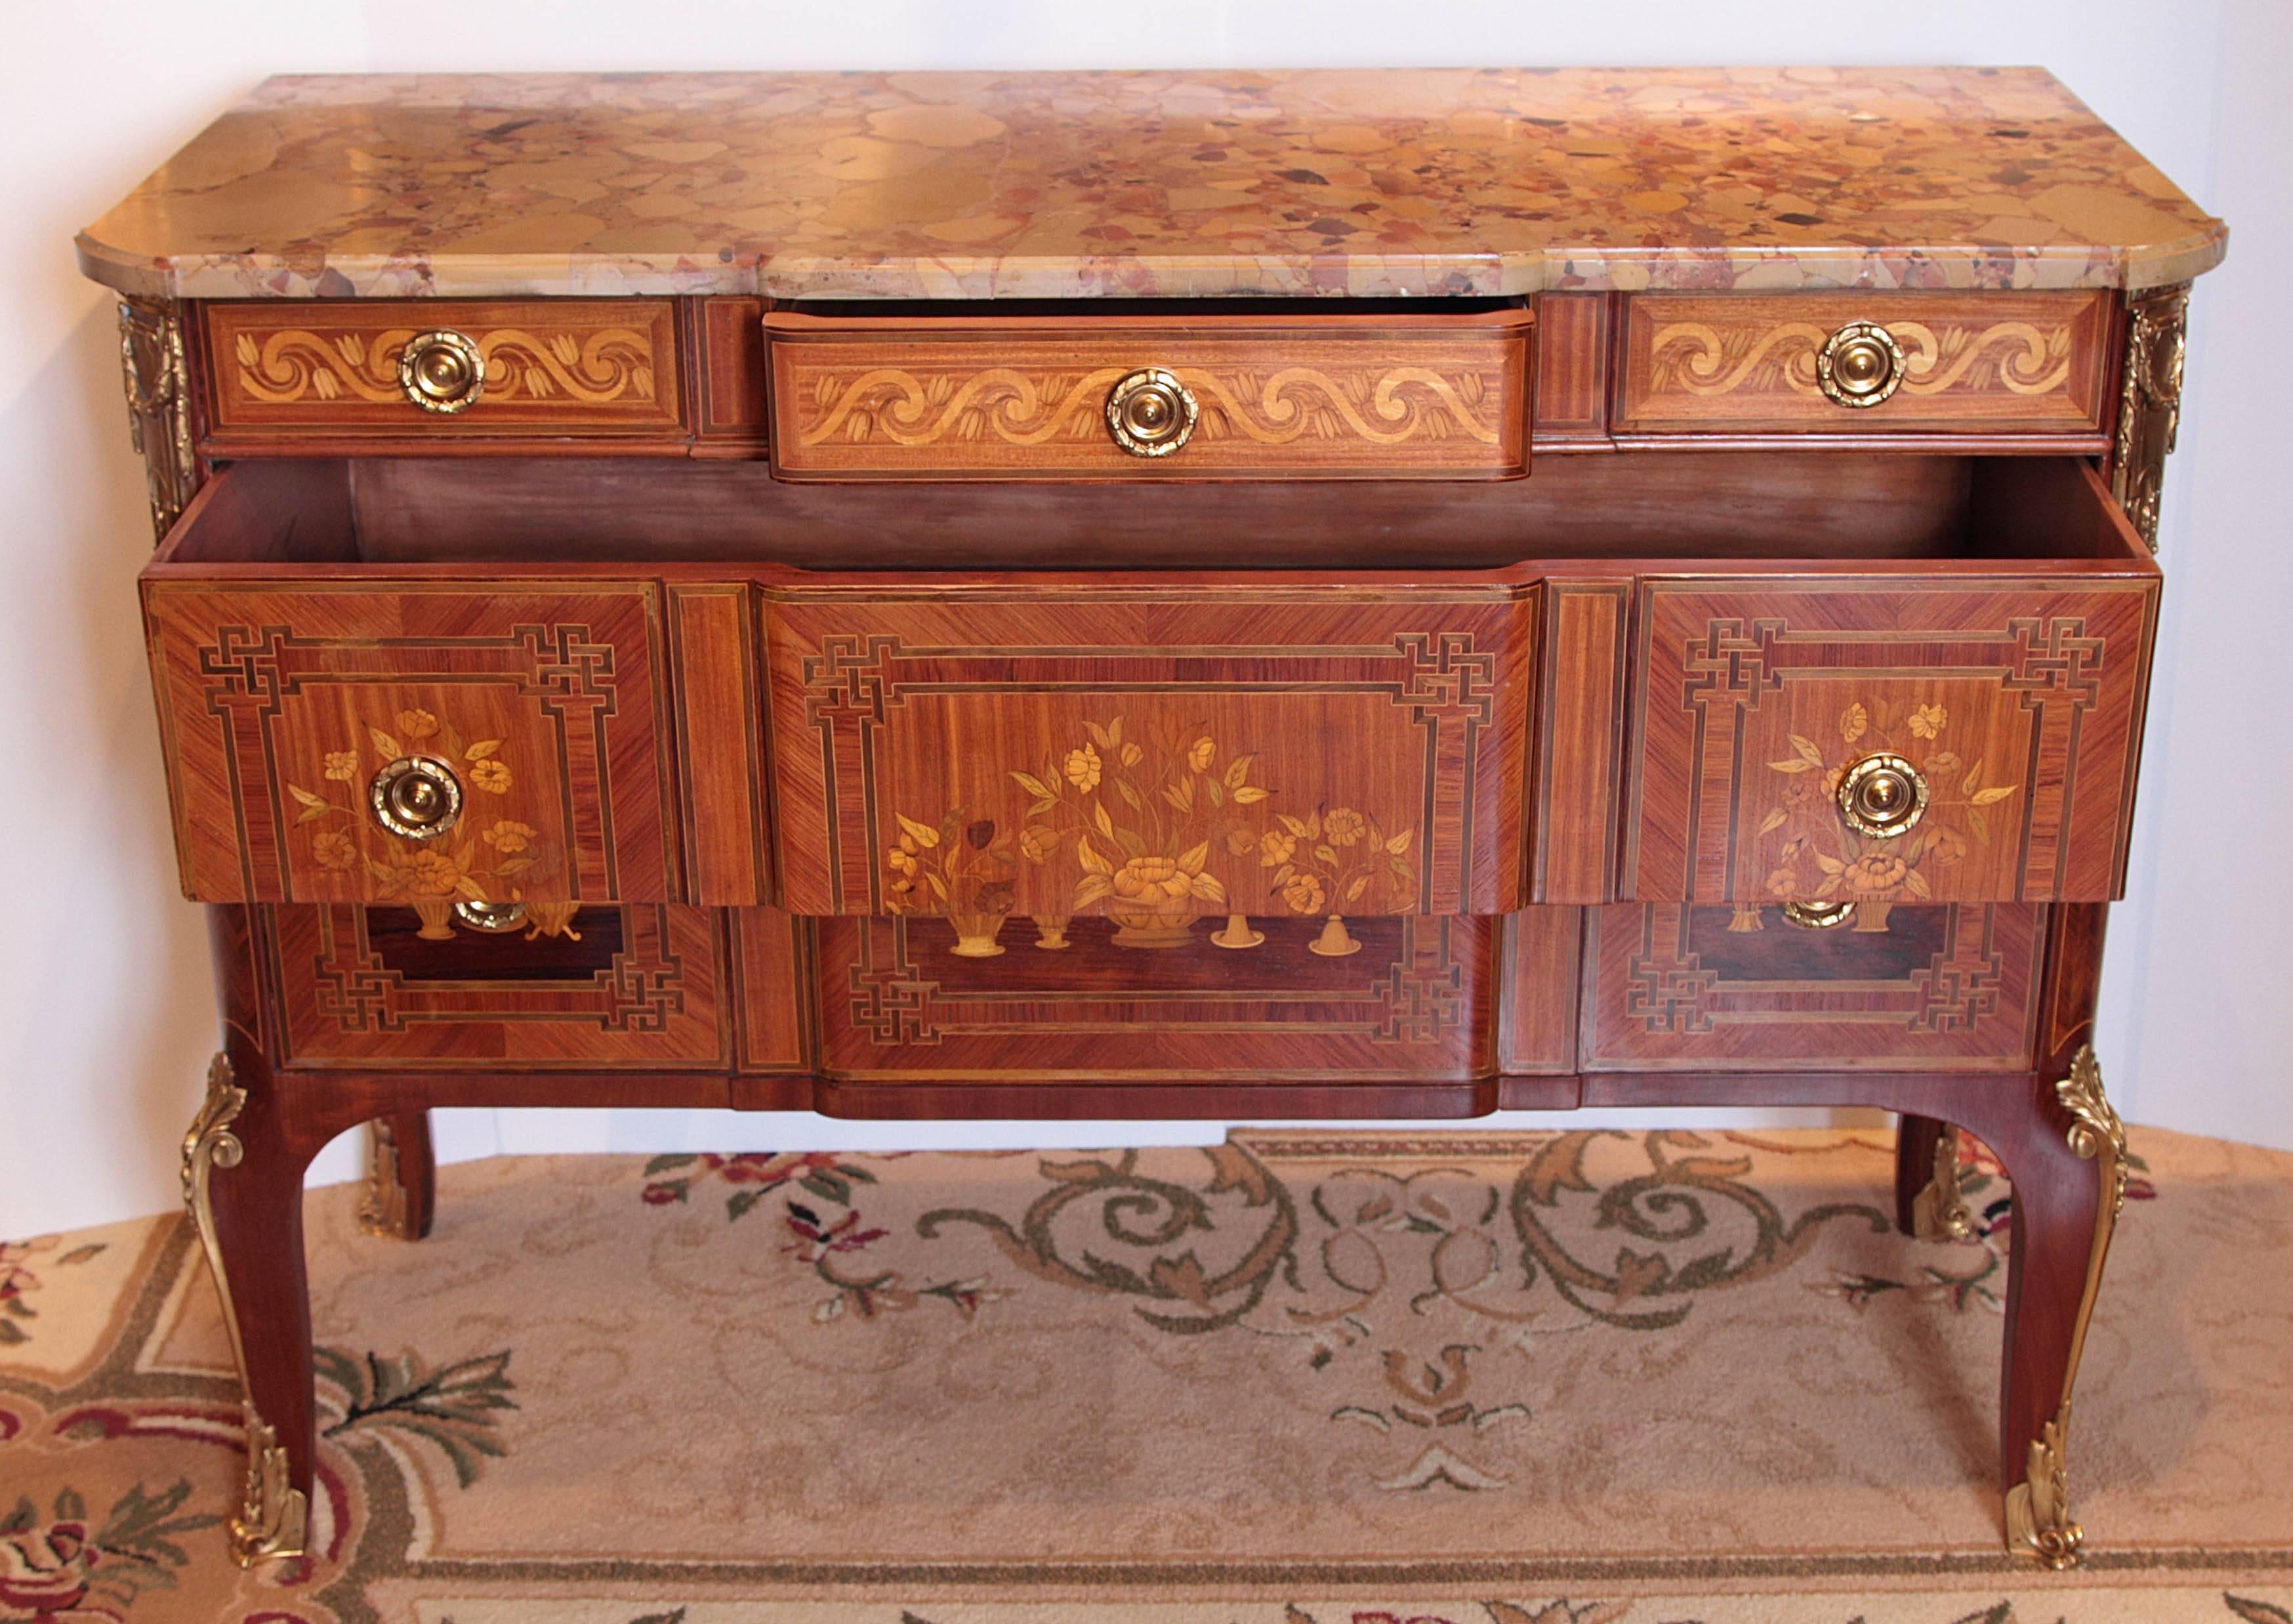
[3, 1, 2285, 1237]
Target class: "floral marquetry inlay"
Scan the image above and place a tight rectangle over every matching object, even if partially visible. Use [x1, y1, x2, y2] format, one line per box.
[1760, 697, 2020, 907]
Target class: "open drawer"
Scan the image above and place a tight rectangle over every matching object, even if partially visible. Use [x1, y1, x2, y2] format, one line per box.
[142, 451, 2156, 920]
[1613, 461, 2160, 906]
[141, 465, 718, 906]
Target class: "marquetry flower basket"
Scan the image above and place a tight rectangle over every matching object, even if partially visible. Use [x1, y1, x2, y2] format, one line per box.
[1107, 891, 1198, 950]
[947, 911, 1010, 958]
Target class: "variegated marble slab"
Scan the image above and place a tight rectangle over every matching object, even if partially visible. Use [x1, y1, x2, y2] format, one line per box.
[76, 67, 2225, 301]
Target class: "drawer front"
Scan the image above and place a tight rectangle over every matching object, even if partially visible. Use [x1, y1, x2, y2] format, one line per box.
[766, 311, 1531, 480]
[817, 913, 1495, 1083]
[203, 300, 686, 442]
[767, 586, 1535, 919]
[1623, 577, 2157, 904]
[1615, 293, 2112, 436]
[144, 581, 678, 904]
[1582, 903, 2043, 1072]
[273, 904, 728, 1068]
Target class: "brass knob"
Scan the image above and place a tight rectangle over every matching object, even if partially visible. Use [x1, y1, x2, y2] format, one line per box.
[453, 900, 529, 934]
[369, 757, 464, 841]
[1817, 320, 1905, 409]
[1104, 367, 1198, 457]
[1836, 752, 1928, 840]
[397, 329, 486, 414]
[1781, 901, 1856, 930]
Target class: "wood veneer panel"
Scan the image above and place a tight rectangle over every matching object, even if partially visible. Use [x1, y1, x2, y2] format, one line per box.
[1535, 581, 1630, 902]
[203, 299, 687, 445]
[667, 584, 768, 905]
[343, 451, 1979, 567]
[814, 913, 1495, 1083]
[766, 308, 1531, 480]
[1580, 902, 2042, 1071]
[142, 577, 678, 903]
[732, 908, 812, 1073]
[1615, 292, 2112, 436]
[1532, 291, 1610, 446]
[272, 904, 727, 1068]
[695, 297, 768, 445]
[1498, 907, 1580, 1075]
[765, 583, 1538, 919]
[1622, 568, 2159, 904]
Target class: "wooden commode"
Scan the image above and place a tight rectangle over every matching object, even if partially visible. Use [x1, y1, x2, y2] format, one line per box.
[76, 66, 2224, 1570]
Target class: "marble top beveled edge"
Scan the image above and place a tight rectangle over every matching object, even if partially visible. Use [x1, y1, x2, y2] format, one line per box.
[74, 66, 2229, 301]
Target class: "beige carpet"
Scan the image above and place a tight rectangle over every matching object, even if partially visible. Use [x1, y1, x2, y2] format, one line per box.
[3, 1125, 2292, 1623]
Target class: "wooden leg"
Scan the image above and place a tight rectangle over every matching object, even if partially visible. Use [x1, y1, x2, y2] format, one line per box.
[359, 1112, 437, 1241]
[1895, 1113, 1972, 1239]
[182, 905, 326, 1567]
[1978, 904, 2124, 1568]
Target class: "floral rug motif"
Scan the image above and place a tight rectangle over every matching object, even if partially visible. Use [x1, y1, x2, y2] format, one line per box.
[1, 1127, 2290, 1623]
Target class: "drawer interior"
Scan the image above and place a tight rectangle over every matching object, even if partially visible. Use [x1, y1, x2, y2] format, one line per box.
[158, 453, 2143, 572]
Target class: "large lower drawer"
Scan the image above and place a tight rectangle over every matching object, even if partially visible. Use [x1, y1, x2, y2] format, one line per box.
[1580, 902, 2044, 1072]
[767, 582, 1539, 919]
[144, 455, 2157, 917]
[1620, 575, 2157, 906]
[815, 912, 1497, 1083]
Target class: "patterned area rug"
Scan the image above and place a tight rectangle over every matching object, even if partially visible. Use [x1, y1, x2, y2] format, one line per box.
[4, 1126, 2292, 1623]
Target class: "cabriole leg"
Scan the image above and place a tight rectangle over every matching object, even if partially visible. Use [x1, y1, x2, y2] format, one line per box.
[184, 906, 316, 1566]
[359, 1112, 437, 1241]
[1895, 1112, 1973, 1239]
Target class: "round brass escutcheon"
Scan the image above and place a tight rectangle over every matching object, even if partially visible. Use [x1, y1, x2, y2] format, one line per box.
[453, 900, 529, 934]
[1104, 367, 1199, 457]
[1781, 900, 1857, 930]
[1817, 320, 1905, 409]
[369, 756, 465, 841]
[396, 329, 487, 414]
[1836, 751, 1928, 840]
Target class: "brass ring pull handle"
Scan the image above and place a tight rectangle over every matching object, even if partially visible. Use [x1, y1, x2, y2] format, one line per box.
[1781, 900, 1856, 930]
[453, 900, 529, 934]
[1817, 320, 1905, 409]
[1104, 367, 1198, 457]
[369, 756, 464, 841]
[1836, 752, 1928, 839]
[397, 329, 487, 414]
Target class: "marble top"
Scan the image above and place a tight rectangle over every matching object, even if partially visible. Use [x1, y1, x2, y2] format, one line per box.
[75, 68, 2225, 302]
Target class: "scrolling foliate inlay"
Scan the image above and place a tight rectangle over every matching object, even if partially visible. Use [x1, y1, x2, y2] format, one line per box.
[2110, 282, 2190, 550]
[224, 326, 663, 410]
[791, 362, 1506, 450]
[116, 298, 197, 539]
[1648, 317, 2075, 402]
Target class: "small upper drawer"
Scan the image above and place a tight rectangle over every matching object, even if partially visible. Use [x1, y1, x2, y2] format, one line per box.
[1614, 292, 2112, 438]
[765, 308, 1531, 480]
[202, 300, 686, 446]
